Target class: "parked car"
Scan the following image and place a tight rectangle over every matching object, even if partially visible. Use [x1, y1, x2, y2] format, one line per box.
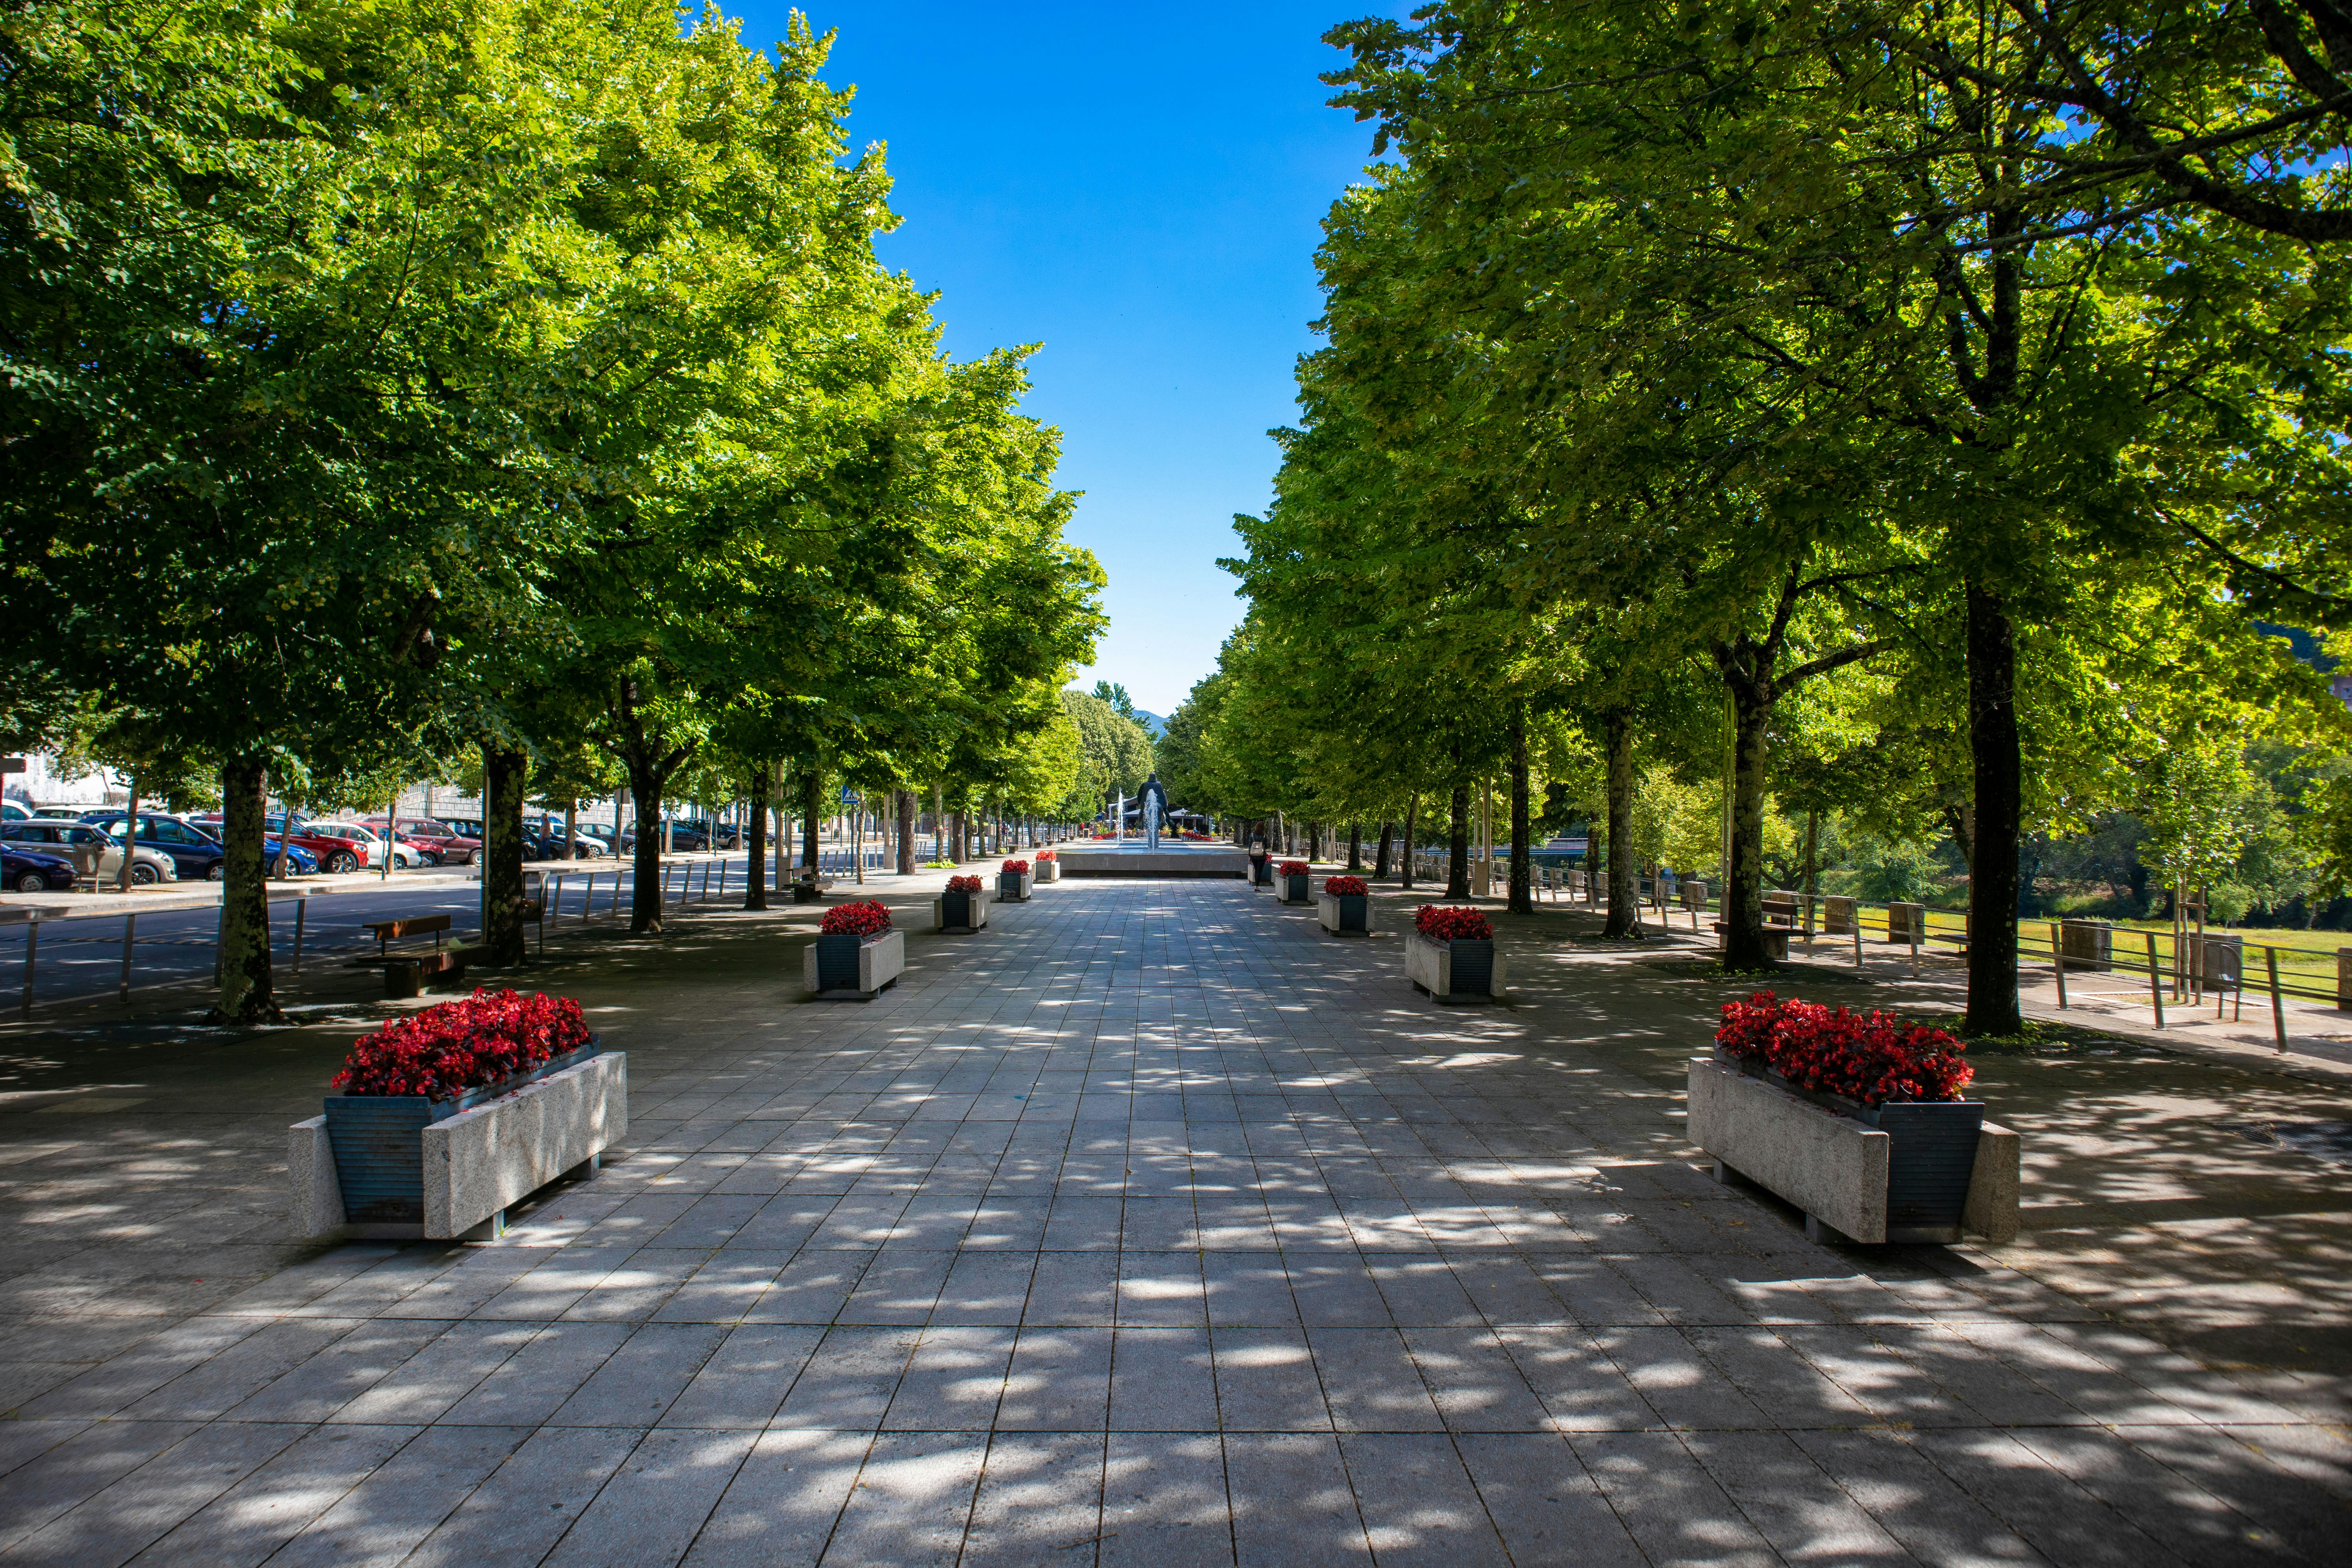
[82, 813, 227, 880]
[34, 805, 90, 820]
[0, 800, 29, 822]
[3, 821, 177, 883]
[183, 815, 327, 874]
[620, 822, 711, 853]
[4, 845, 76, 893]
[303, 822, 399, 871]
[256, 815, 375, 873]
[361, 816, 481, 866]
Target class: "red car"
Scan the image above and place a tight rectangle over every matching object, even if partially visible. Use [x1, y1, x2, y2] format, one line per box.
[192, 813, 376, 873]
[361, 816, 481, 866]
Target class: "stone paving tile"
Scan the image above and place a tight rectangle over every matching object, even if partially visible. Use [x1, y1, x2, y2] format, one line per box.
[4, 875, 2351, 1564]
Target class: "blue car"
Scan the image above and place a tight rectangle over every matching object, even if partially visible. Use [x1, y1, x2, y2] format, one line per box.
[5, 845, 77, 894]
[83, 813, 230, 880]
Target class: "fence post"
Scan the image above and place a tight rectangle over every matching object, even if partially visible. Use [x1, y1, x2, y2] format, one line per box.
[118, 913, 137, 1003]
[292, 896, 307, 975]
[1853, 920, 1863, 970]
[2267, 946, 2288, 1053]
[20, 916, 36, 1018]
[2145, 931, 2165, 1028]
[2050, 922, 2067, 1009]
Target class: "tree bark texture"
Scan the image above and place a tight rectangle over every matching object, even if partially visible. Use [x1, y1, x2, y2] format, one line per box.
[209, 753, 279, 1024]
[1347, 822, 1363, 872]
[1509, 706, 1533, 915]
[1720, 675, 1775, 969]
[1447, 785, 1471, 898]
[1374, 820, 1393, 878]
[483, 742, 530, 959]
[1965, 580, 2024, 1034]
[744, 764, 770, 910]
[1399, 797, 1418, 890]
[1602, 710, 1642, 939]
[897, 789, 917, 875]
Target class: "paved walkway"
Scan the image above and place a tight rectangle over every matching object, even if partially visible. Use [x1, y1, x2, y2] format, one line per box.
[1, 875, 2346, 1564]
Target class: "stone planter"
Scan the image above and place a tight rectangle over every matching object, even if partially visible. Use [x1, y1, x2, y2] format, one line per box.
[1278, 871, 1312, 905]
[1405, 931, 1506, 1000]
[933, 890, 989, 934]
[1685, 1055, 2018, 1245]
[1822, 895, 1858, 935]
[1034, 860, 1061, 884]
[294, 1049, 627, 1241]
[1886, 901, 1927, 944]
[1316, 891, 1372, 935]
[804, 928, 905, 999]
[997, 871, 1034, 902]
[2059, 920, 2112, 972]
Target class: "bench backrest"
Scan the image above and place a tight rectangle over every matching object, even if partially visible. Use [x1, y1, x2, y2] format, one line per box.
[363, 913, 453, 940]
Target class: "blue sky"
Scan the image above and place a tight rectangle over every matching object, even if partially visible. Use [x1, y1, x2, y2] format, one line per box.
[732, 2, 1395, 716]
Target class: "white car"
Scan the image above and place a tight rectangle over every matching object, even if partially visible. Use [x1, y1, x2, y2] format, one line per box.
[310, 822, 422, 870]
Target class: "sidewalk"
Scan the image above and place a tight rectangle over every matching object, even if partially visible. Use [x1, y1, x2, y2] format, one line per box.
[0, 871, 2343, 1564]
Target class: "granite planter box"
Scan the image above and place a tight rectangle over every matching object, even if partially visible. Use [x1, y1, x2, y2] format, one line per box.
[933, 890, 989, 934]
[1685, 1055, 2019, 1245]
[1034, 860, 1061, 884]
[997, 871, 1034, 902]
[804, 928, 905, 999]
[1405, 931, 1506, 1000]
[293, 1049, 626, 1241]
[1278, 871, 1312, 905]
[1316, 891, 1372, 935]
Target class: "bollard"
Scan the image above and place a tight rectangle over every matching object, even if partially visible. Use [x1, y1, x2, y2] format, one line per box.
[118, 913, 137, 1003]
[611, 871, 622, 916]
[20, 916, 36, 1018]
[2145, 931, 2165, 1027]
[292, 896, 307, 975]
[2050, 922, 2067, 1008]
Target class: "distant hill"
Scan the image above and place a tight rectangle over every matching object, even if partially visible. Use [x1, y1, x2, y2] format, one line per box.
[1132, 708, 1167, 737]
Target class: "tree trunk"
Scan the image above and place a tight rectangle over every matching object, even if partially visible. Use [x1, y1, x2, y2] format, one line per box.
[1720, 675, 1775, 969]
[1965, 580, 2024, 1034]
[116, 772, 141, 891]
[209, 753, 279, 1024]
[897, 789, 917, 875]
[483, 741, 530, 959]
[1509, 706, 1533, 915]
[1399, 797, 1419, 889]
[1447, 785, 1471, 898]
[801, 769, 822, 871]
[1602, 710, 1642, 939]
[1803, 810, 1820, 897]
[1347, 822, 1363, 872]
[1375, 820, 1394, 878]
[744, 764, 770, 909]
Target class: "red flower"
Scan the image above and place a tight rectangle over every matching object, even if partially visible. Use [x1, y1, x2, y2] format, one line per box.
[332, 989, 592, 1099]
[821, 900, 893, 936]
[1416, 906, 1492, 941]
[1036, 849, 1057, 861]
[1713, 990, 1973, 1107]
[1278, 859, 1309, 877]
[946, 875, 982, 894]
[1325, 875, 1368, 896]
[1002, 859, 1030, 875]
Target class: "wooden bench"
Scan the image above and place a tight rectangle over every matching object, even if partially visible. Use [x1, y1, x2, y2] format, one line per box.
[350, 914, 463, 998]
[1713, 922, 1791, 961]
[1762, 895, 1803, 930]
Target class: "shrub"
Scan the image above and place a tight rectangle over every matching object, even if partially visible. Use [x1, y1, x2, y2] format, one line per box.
[332, 988, 590, 1099]
[820, 899, 893, 936]
[1325, 875, 1368, 896]
[1416, 906, 1492, 941]
[946, 874, 982, 894]
[1002, 859, 1030, 875]
[1715, 990, 1974, 1107]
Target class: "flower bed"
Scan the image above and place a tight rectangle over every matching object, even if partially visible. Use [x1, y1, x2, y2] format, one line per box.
[1002, 859, 1030, 875]
[1034, 848, 1060, 883]
[1278, 859, 1308, 878]
[319, 989, 606, 1231]
[333, 989, 591, 1099]
[1035, 848, 1057, 861]
[821, 900, 893, 936]
[1416, 906, 1492, 942]
[946, 875, 982, 894]
[1276, 858, 1311, 904]
[1714, 991, 1972, 1107]
[1318, 875, 1372, 935]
